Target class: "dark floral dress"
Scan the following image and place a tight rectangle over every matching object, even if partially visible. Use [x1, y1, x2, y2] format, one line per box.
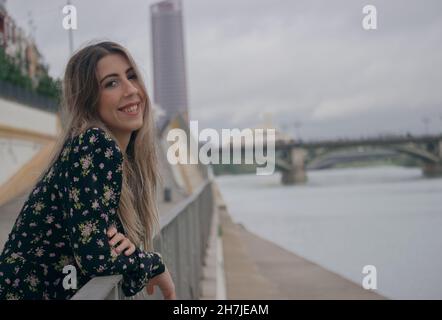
[0, 127, 165, 300]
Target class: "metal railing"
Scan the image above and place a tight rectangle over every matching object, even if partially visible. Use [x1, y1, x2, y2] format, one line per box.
[0, 79, 59, 113]
[71, 178, 214, 300]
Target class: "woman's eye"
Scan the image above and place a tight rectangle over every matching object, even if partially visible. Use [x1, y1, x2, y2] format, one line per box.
[128, 74, 137, 80]
[105, 80, 118, 88]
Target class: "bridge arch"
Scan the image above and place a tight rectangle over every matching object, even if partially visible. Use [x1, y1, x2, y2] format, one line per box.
[273, 136, 442, 184]
[306, 144, 440, 170]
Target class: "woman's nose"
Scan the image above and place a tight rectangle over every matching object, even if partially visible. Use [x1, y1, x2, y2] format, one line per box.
[123, 79, 139, 97]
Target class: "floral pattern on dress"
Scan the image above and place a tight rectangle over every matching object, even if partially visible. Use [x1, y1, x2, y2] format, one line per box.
[0, 127, 165, 300]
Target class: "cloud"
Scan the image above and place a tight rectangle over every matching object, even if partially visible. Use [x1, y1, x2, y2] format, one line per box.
[6, 0, 442, 139]
[185, 0, 442, 137]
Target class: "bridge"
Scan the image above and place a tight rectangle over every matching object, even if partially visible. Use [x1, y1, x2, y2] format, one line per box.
[223, 134, 442, 185]
[273, 134, 442, 184]
[306, 149, 398, 170]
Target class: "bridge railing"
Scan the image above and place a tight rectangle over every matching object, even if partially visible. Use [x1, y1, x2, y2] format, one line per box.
[71, 178, 214, 300]
[0, 79, 59, 113]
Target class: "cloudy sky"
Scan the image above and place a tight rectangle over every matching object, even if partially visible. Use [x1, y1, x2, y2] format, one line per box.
[6, 0, 442, 140]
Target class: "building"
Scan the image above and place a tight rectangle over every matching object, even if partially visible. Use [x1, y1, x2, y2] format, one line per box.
[0, 0, 45, 85]
[150, 0, 189, 126]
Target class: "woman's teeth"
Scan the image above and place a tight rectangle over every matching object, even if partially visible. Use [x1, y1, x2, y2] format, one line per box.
[120, 104, 138, 113]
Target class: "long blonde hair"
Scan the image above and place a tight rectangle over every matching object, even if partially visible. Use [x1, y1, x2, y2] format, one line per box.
[41, 41, 160, 251]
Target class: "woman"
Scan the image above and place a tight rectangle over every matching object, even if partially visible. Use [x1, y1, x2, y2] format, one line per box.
[0, 41, 176, 300]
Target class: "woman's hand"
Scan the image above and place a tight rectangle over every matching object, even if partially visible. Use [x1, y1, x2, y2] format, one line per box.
[146, 267, 177, 300]
[107, 226, 176, 299]
[107, 226, 136, 256]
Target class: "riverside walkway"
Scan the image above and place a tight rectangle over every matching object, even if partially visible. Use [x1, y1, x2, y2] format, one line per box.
[0, 183, 385, 300]
[212, 184, 385, 300]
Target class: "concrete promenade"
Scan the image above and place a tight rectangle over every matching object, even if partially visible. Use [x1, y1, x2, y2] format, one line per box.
[210, 184, 385, 300]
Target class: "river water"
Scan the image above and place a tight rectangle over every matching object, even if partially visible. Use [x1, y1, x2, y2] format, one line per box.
[216, 166, 442, 299]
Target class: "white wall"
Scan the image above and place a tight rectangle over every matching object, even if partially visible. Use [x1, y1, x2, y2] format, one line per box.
[0, 97, 57, 135]
[0, 97, 55, 184]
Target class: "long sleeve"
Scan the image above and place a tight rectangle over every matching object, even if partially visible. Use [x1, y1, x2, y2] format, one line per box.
[64, 127, 165, 297]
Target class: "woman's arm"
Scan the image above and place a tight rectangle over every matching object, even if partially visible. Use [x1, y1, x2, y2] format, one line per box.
[65, 127, 165, 296]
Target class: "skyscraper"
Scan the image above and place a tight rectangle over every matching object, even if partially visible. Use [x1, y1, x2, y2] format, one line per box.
[150, 0, 188, 125]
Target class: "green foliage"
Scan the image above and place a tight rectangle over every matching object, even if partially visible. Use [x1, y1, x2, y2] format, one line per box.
[0, 46, 32, 89]
[0, 46, 61, 100]
[36, 73, 61, 100]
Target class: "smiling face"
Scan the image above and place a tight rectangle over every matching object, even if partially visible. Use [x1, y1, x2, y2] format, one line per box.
[96, 53, 145, 138]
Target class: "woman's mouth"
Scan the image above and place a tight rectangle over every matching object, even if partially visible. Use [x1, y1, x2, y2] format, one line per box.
[118, 103, 140, 116]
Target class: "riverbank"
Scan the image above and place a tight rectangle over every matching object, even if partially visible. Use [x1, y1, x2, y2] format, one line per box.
[215, 183, 385, 299]
[216, 168, 442, 299]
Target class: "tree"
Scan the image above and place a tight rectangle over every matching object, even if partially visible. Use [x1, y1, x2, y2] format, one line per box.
[0, 46, 61, 100]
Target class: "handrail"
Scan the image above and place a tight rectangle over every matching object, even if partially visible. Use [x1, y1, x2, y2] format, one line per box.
[71, 178, 214, 300]
[71, 275, 123, 300]
[160, 179, 210, 229]
[0, 79, 59, 113]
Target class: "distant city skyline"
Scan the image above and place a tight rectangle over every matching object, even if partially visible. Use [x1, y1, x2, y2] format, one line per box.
[4, 0, 442, 140]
